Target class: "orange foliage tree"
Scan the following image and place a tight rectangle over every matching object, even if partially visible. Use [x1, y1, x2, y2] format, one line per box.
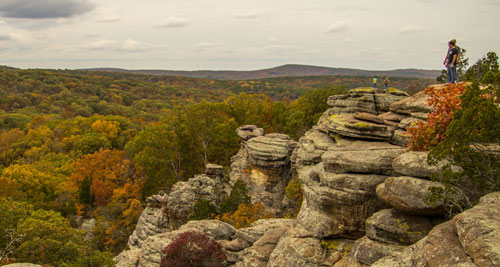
[407, 83, 467, 151]
[69, 149, 144, 253]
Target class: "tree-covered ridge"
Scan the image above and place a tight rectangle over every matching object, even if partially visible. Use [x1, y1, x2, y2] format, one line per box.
[0, 68, 432, 125]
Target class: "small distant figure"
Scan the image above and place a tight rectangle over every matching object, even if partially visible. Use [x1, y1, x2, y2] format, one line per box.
[444, 39, 459, 84]
[384, 77, 389, 91]
[373, 77, 377, 88]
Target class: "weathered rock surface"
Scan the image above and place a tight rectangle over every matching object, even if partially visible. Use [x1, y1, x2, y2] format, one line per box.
[237, 125, 264, 141]
[234, 219, 295, 244]
[389, 90, 431, 115]
[128, 191, 169, 248]
[235, 226, 290, 267]
[296, 163, 388, 238]
[392, 151, 437, 178]
[230, 133, 297, 215]
[373, 192, 500, 267]
[376, 176, 445, 216]
[267, 233, 354, 267]
[352, 236, 404, 265]
[166, 174, 228, 230]
[293, 128, 335, 166]
[320, 114, 392, 141]
[365, 209, 436, 245]
[123, 220, 236, 267]
[322, 141, 404, 175]
[245, 133, 297, 168]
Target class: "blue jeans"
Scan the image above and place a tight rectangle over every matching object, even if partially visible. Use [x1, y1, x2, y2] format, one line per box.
[447, 64, 457, 83]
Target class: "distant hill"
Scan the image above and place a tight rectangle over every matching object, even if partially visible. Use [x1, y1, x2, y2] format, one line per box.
[81, 64, 441, 80]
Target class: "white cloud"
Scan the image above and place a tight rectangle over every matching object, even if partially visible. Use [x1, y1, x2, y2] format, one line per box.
[325, 21, 348, 33]
[153, 17, 190, 28]
[234, 12, 261, 19]
[81, 39, 163, 52]
[398, 25, 423, 34]
[342, 38, 352, 43]
[95, 15, 121, 23]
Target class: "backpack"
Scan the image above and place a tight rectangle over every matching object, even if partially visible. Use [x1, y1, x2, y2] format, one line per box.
[456, 46, 461, 64]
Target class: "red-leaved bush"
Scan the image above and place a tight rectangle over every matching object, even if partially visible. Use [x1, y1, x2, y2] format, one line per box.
[160, 231, 227, 267]
[407, 83, 466, 151]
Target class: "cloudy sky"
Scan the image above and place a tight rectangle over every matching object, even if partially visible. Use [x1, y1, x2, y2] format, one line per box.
[0, 0, 499, 71]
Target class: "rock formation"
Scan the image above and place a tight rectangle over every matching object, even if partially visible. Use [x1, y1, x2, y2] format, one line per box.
[116, 85, 500, 267]
[230, 132, 297, 216]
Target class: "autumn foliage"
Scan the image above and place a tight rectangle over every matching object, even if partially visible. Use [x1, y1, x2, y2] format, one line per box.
[407, 83, 467, 151]
[161, 231, 226, 267]
[217, 203, 274, 229]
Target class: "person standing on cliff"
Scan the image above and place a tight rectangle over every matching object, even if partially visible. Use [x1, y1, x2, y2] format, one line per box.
[384, 77, 389, 91]
[444, 39, 459, 84]
[373, 77, 377, 88]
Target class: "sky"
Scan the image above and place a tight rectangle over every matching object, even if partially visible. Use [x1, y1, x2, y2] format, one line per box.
[0, 0, 499, 71]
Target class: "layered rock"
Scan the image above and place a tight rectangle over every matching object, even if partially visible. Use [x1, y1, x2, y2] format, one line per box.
[376, 176, 445, 216]
[230, 133, 297, 216]
[373, 192, 500, 267]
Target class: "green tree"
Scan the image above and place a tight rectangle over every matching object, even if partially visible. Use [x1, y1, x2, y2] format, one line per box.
[464, 52, 499, 82]
[284, 86, 347, 139]
[428, 82, 500, 214]
[14, 209, 114, 266]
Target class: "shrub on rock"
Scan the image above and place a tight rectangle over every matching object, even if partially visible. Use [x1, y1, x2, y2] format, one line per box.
[161, 231, 226, 267]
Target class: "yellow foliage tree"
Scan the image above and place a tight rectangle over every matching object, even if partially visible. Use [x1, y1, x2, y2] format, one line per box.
[217, 203, 273, 229]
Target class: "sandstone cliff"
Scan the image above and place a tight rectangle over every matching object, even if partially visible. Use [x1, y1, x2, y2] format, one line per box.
[116, 86, 500, 267]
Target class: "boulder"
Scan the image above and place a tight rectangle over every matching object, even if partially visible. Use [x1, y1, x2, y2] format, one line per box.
[235, 226, 290, 267]
[234, 219, 295, 245]
[453, 192, 500, 266]
[321, 114, 392, 141]
[267, 234, 354, 267]
[376, 176, 446, 216]
[237, 125, 264, 141]
[352, 236, 404, 265]
[365, 209, 436, 245]
[373, 192, 500, 267]
[392, 151, 456, 178]
[166, 174, 228, 230]
[322, 141, 404, 175]
[294, 128, 335, 166]
[245, 133, 297, 168]
[327, 93, 377, 115]
[377, 111, 405, 122]
[389, 90, 432, 115]
[296, 163, 388, 238]
[374, 93, 409, 112]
